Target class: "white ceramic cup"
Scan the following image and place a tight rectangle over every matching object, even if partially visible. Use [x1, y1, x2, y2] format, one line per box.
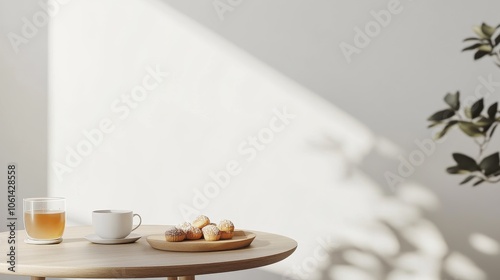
[92, 210, 142, 239]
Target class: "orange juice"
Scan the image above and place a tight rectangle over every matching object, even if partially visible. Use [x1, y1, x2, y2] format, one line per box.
[24, 210, 65, 240]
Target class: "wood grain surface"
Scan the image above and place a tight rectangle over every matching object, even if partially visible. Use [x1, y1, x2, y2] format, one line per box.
[0, 225, 297, 279]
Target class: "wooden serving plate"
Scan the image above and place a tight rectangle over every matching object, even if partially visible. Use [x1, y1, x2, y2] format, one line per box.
[146, 230, 256, 252]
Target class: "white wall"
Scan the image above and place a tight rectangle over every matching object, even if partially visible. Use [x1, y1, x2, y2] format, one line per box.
[0, 1, 49, 280]
[0, 0, 49, 202]
[47, 1, 500, 280]
[2, 0, 500, 280]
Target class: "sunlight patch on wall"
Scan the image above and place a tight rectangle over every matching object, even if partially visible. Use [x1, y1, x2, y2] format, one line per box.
[445, 251, 486, 280]
[470, 233, 500, 256]
[46, 1, 498, 279]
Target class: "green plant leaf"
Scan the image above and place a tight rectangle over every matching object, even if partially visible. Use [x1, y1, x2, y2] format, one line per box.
[463, 37, 482, 42]
[428, 109, 455, 121]
[475, 116, 492, 127]
[459, 175, 476, 185]
[464, 37, 488, 43]
[453, 153, 481, 171]
[435, 120, 458, 139]
[473, 25, 489, 39]
[444, 92, 460, 111]
[481, 23, 496, 37]
[478, 45, 493, 52]
[458, 121, 483, 137]
[462, 43, 484, 51]
[428, 122, 442, 128]
[471, 98, 484, 118]
[487, 166, 500, 177]
[479, 152, 500, 176]
[473, 179, 485, 187]
[474, 50, 490, 60]
[495, 33, 500, 45]
[490, 124, 498, 138]
[488, 102, 498, 119]
[446, 166, 469, 174]
[465, 107, 473, 119]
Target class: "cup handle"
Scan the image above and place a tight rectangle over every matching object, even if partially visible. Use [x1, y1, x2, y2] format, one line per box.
[132, 214, 142, 232]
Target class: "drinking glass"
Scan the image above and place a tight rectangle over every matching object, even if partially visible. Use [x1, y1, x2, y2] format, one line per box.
[23, 197, 66, 244]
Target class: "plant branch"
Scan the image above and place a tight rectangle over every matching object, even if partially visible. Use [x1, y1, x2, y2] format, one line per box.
[426, 23, 500, 186]
[475, 138, 488, 160]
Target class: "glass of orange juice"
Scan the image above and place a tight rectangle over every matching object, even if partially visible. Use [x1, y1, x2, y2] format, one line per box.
[23, 197, 66, 244]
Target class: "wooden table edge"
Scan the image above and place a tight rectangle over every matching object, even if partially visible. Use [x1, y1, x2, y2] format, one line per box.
[0, 226, 298, 279]
[3, 246, 296, 279]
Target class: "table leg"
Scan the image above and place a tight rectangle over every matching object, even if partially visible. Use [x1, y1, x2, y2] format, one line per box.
[179, 276, 195, 280]
[31, 277, 45, 280]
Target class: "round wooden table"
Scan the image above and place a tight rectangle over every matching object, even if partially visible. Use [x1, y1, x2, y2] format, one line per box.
[0, 225, 297, 279]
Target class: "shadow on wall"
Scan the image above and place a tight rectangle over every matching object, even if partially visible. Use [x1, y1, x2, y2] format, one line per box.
[299, 135, 497, 280]
[46, 1, 500, 280]
[147, 2, 500, 279]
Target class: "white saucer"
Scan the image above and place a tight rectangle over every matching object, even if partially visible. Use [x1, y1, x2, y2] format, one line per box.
[25, 237, 63, 245]
[85, 233, 141, 244]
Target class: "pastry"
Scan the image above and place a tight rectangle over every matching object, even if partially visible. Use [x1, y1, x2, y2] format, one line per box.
[165, 228, 186, 242]
[176, 222, 192, 232]
[220, 231, 234, 240]
[217, 219, 234, 240]
[185, 225, 203, 240]
[202, 225, 221, 241]
[192, 215, 210, 229]
[169, 216, 236, 242]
